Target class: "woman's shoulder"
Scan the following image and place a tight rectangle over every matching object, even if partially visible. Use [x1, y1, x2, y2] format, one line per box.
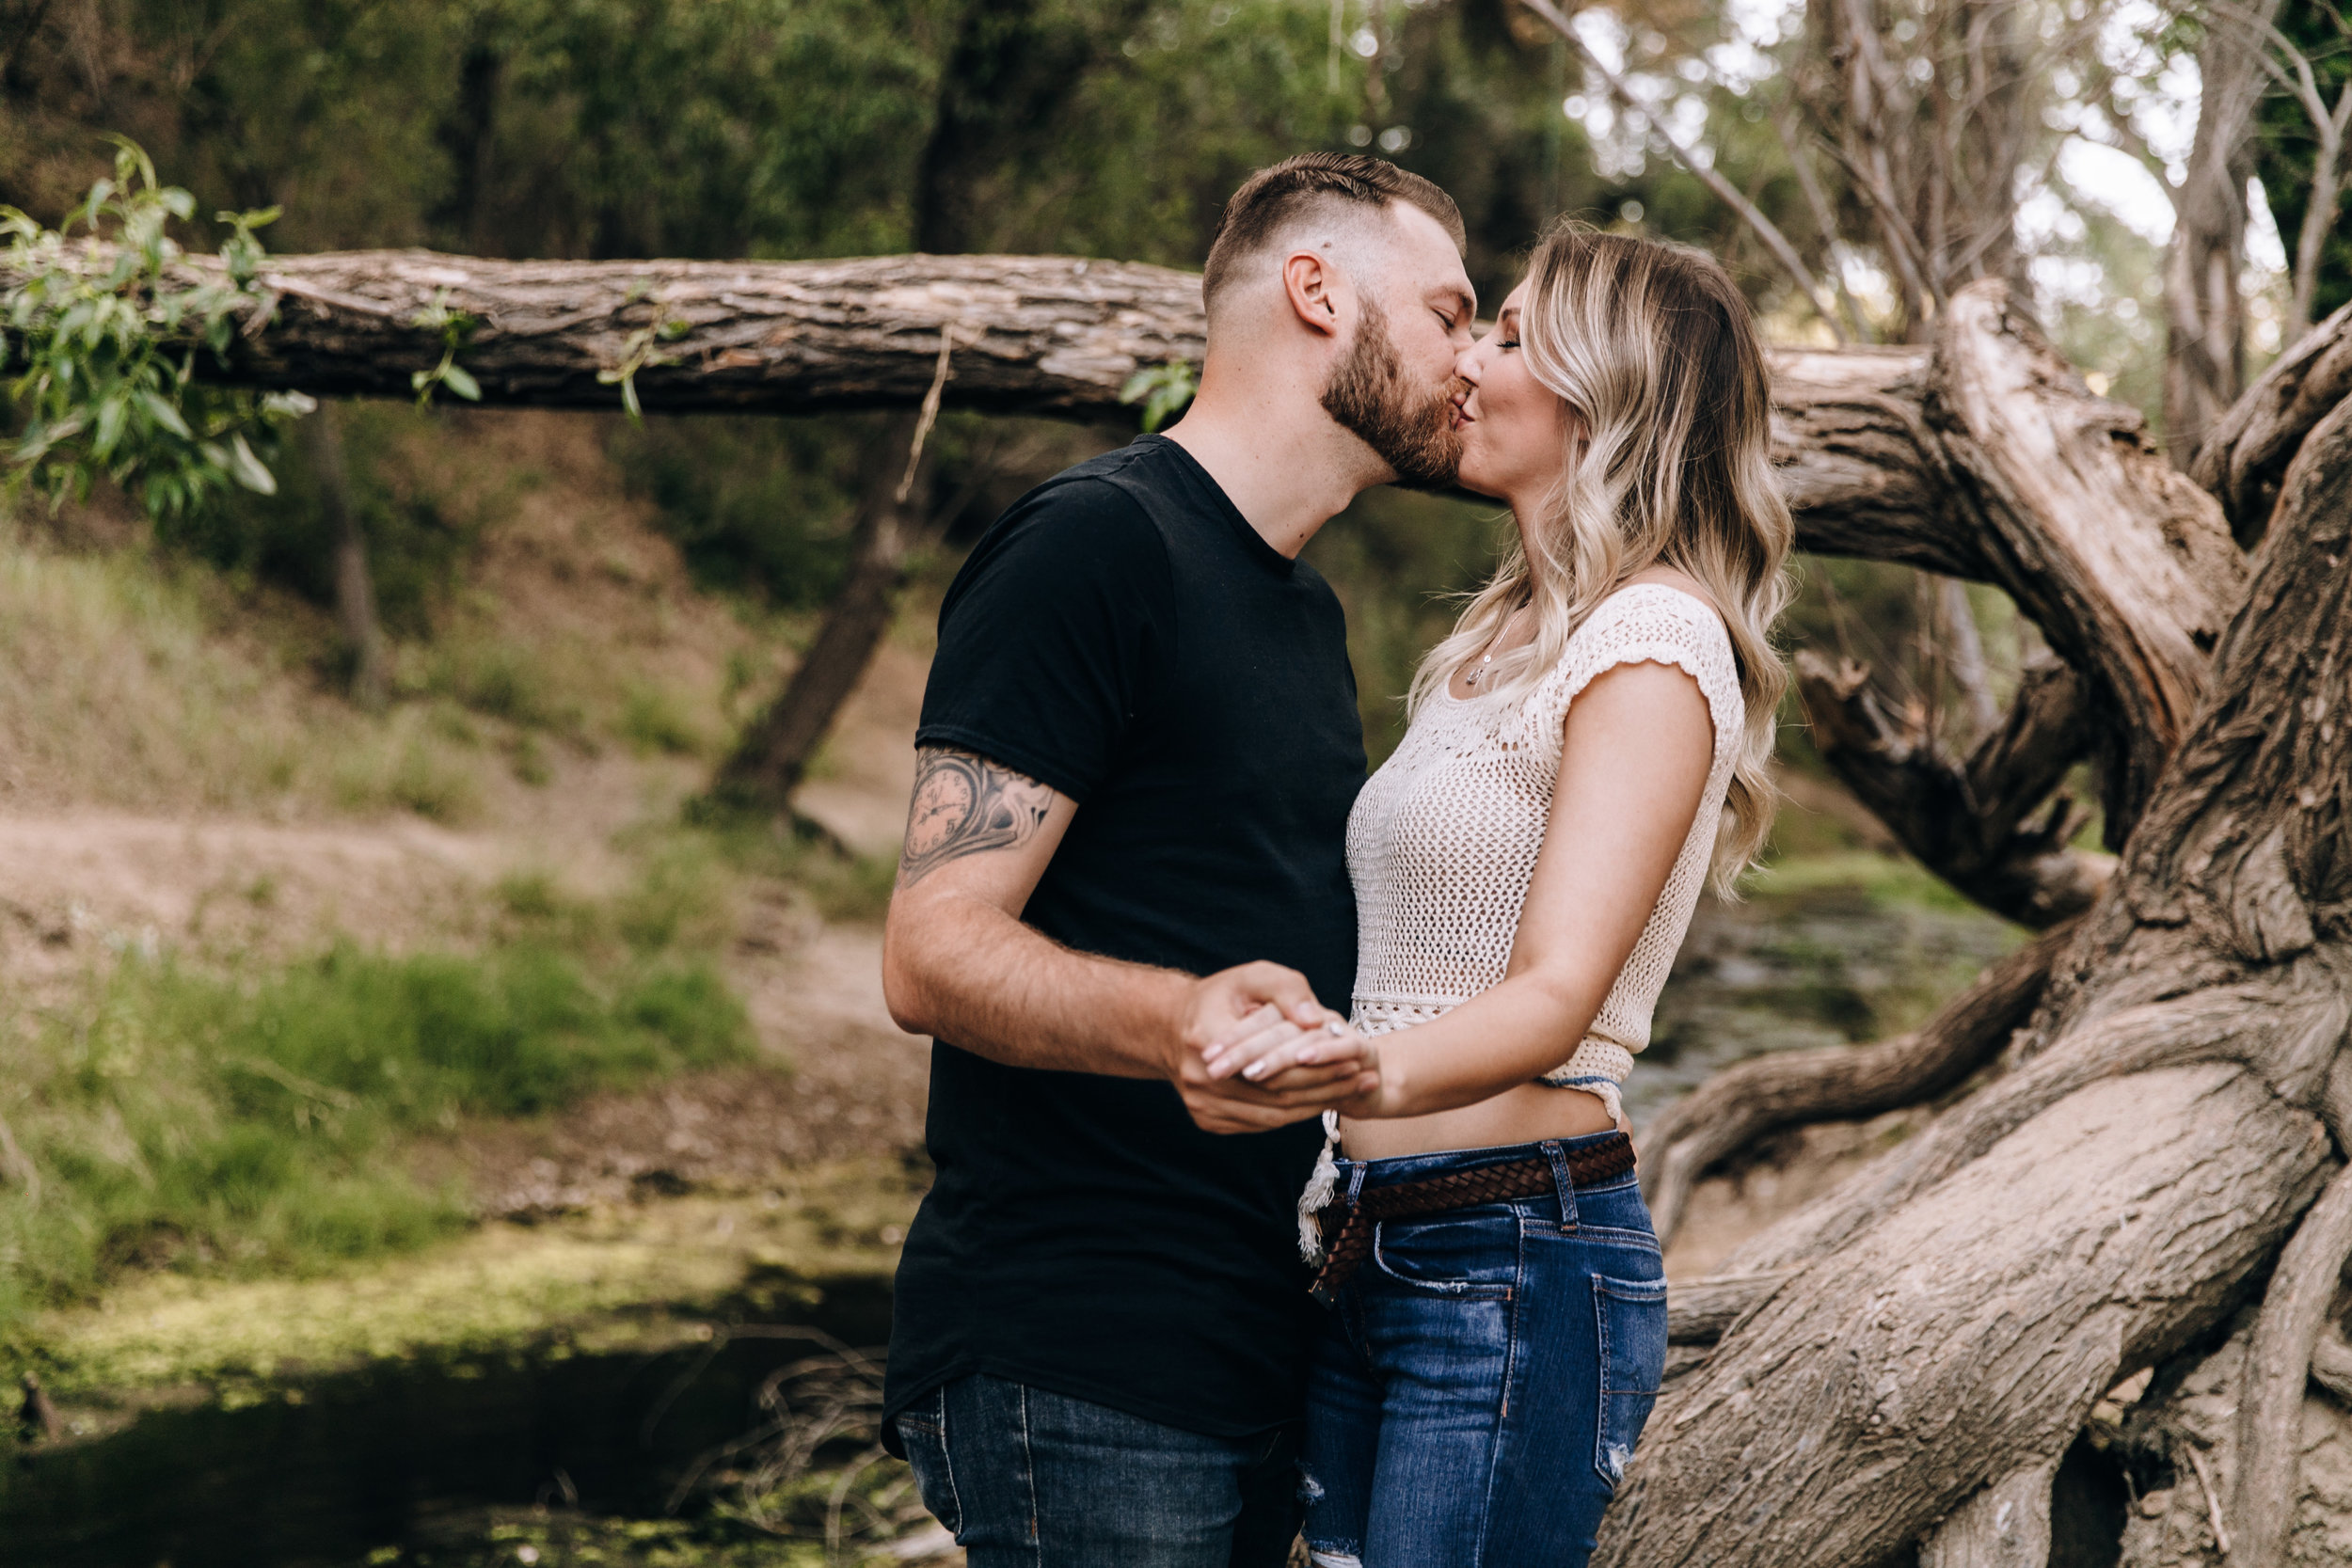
[1540, 572, 1741, 728]
[1566, 572, 1734, 657]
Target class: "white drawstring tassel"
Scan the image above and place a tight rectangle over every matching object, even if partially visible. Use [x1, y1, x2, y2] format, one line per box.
[1296, 1110, 1342, 1263]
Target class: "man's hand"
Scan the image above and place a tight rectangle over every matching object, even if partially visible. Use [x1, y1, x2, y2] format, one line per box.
[1168, 962, 1380, 1133]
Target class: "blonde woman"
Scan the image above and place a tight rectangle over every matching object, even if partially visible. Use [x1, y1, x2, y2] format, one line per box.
[1201, 226, 1793, 1566]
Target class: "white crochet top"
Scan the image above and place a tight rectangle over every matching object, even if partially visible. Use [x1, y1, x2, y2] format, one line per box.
[1345, 582, 1744, 1125]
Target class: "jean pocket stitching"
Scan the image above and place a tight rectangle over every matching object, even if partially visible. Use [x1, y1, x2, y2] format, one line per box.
[898, 1388, 962, 1539]
[1369, 1219, 1515, 1298]
[1574, 1224, 1662, 1253]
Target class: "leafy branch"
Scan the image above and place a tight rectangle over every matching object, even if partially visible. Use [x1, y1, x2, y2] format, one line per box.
[0, 137, 312, 522]
[409, 291, 483, 406]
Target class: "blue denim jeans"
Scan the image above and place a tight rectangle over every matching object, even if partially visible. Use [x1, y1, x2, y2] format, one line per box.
[894, 1372, 1304, 1567]
[1300, 1133, 1668, 1568]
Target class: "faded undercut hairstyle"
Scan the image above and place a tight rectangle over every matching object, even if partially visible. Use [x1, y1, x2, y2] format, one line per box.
[1200, 151, 1466, 314]
[1408, 223, 1796, 895]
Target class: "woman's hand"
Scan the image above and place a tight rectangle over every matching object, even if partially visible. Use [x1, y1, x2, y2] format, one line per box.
[1200, 1008, 1390, 1109]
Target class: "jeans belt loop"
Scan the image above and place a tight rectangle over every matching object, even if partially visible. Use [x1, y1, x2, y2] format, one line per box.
[1543, 1139, 1579, 1228]
[1343, 1159, 1371, 1255]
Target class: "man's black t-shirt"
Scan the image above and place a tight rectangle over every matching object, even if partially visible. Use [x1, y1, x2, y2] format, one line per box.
[882, 434, 1365, 1444]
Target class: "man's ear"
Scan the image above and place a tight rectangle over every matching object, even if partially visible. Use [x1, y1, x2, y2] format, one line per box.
[1280, 248, 1347, 340]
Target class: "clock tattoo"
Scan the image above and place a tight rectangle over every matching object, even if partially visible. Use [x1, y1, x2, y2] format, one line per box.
[898, 747, 1055, 887]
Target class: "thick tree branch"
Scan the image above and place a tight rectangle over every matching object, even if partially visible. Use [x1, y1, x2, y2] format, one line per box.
[1926, 282, 2246, 843]
[2194, 298, 2352, 546]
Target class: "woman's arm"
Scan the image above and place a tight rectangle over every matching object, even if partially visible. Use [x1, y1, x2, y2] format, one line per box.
[1204, 657, 1715, 1117]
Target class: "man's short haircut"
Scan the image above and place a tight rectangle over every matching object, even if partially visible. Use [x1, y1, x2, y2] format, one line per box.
[1200, 152, 1467, 311]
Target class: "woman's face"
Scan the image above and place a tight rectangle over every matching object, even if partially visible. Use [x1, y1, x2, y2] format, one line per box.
[1452, 279, 1575, 504]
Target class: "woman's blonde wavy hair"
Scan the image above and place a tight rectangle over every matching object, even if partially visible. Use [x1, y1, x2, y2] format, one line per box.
[1408, 223, 1795, 895]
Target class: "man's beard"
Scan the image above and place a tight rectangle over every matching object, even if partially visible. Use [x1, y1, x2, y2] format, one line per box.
[1320, 298, 1464, 489]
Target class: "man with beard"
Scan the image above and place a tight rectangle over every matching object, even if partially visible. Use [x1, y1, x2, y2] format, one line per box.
[879, 153, 1475, 1567]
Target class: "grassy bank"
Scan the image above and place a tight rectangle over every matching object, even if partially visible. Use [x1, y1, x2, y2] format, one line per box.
[0, 940, 754, 1331]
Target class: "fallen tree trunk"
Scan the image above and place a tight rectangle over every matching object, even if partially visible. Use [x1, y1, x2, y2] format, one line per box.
[1596, 386, 2352, 1568]
[202, 249, 1207, 420]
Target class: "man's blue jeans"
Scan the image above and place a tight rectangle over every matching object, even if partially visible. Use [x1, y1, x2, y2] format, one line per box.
[894, 1372, 1304, 1567]
[1299, 1134, 1669, 1568]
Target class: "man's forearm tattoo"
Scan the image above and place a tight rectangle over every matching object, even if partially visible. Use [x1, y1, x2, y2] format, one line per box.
[898, 746, 1055, 888]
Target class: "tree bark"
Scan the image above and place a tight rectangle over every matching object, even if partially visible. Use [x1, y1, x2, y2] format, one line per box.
[196, 249, 1208, 420]
[2231, 1164, 2352, 1568]
[1916, 1456, 2060, 1568]
[1594, 380, 2352, 1568]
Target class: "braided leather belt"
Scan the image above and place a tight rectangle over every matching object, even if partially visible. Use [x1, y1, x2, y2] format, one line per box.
[1307, 1132, 1636, 1307]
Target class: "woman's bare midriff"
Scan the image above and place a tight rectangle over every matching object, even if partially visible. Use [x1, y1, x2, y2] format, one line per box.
[1339, 1078, 1618, 1161]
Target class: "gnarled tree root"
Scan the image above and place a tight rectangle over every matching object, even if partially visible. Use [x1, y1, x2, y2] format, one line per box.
[1917, 1456, 2060, 1568]
[2230, 1164, 2352, 1568]
[1640, 918, 2072, 1248]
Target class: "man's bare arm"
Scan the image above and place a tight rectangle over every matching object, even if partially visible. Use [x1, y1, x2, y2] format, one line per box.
[881, 745, 1376, 1132]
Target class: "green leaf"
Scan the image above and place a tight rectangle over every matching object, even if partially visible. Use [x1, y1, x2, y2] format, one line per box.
[438, 363, 481, 402]
[136, 390, 193, 438]
[92, 396, 127, 459]
[226, 433, 276, 495]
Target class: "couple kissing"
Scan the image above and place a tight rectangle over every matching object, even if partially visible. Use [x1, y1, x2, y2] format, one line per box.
[878, 152, 1792, 1568]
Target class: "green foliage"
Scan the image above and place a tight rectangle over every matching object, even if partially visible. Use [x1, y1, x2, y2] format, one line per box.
[1119, 361, 1198, 432]
[176, 403, 478, 633]
[606, 415, 866, 609]
[1, 139, 310, 522]
[1301, 486, 1509, 764]
[0, 942, 754, 1325]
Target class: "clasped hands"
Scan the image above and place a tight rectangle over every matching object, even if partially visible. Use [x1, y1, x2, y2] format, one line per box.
[1171, 960, 1385, 1134]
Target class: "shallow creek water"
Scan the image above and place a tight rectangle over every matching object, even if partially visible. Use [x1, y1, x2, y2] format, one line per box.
[2, 880, 2019, 1566]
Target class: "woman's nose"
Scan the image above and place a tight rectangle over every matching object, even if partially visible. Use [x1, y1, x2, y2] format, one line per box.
[1454, 341, 1484, 386]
